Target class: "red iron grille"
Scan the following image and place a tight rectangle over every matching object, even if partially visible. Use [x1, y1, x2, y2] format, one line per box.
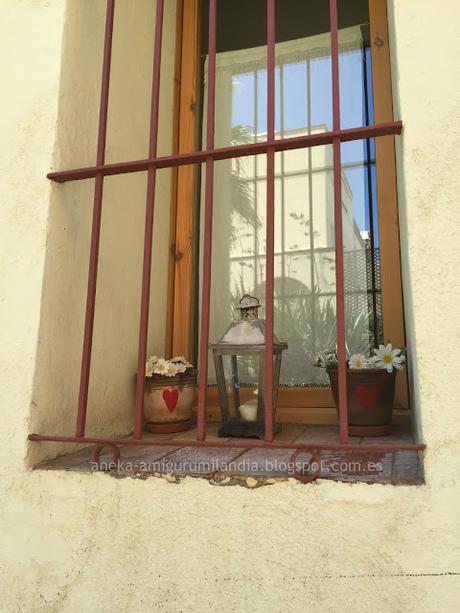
[28, 0, 424, 479]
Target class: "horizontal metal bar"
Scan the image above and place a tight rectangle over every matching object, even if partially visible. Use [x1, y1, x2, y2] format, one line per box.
[48, 121, 402, 183]
[28, 433, 425, 453]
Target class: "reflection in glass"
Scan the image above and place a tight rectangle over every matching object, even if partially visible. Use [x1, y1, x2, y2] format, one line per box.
[199, 1, 381, 387]
[205, 28, 366, 148]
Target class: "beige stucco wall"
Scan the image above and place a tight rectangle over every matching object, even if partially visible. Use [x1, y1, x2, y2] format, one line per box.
[27, 0, 176, 463]
[0, 1, 460, 612]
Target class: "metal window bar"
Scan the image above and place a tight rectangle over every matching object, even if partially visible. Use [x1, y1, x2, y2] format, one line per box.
[196, 0, 217, 442]
[74, 0, 115, 438]
[264, 0, 276, 442]
[28, 0, 425, 478]
[329, 0, 348, 444]
[47, 121, 399, 183]
[134, 0, 165, 440]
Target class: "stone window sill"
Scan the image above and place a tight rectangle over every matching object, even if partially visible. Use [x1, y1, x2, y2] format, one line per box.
[36, 422, 424, 486]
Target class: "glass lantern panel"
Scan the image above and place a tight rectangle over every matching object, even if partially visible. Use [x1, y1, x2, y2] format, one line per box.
[220, 352, 262, 419]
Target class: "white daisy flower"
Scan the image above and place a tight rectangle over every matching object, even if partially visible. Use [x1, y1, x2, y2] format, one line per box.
[349, 353, 368, 369]
[145, 361, 155, 377]
[366, 356, 378, 368]
[165, 362, 179, 377]
[153, 358, 170, 376]
[171, 356, 187, 363]
[171, 356, 193, 369]
[147, 355, 194, 377]
[373, 343, 405, 373]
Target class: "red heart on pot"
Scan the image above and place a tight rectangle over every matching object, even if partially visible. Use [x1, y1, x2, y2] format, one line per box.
[163, 389, 179, 413]
[355, 384, 380, 409]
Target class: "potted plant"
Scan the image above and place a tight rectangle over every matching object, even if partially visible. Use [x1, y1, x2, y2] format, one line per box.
[144, 356, 197, 433]
[314, 344, 406, 436]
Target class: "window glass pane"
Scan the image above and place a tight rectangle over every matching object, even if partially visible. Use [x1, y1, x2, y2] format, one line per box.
[341, 140, 382, 352]
[198, 155, 264, 384]
[273, 148, 335, 387]
[199, 138, 383, 387]
[198, 2, 382, 387]
[201, 0, 374, 150]
[338, 3, 374, 129]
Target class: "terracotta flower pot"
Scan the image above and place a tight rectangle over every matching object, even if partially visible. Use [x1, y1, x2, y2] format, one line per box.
[144, 369, 197, 433]
[327, 367, 397, 437]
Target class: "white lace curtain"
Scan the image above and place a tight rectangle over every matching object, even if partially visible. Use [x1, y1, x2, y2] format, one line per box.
[199, 26, 373, 386]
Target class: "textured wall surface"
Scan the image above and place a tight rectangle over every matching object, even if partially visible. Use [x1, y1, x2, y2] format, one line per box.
[25, 0, 176, 464]
[0, 0, 67, 474]
[1, 1, 460, 612]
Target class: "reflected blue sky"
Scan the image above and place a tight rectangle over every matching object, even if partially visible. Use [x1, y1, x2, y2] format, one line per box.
[230, 47, 377, 237]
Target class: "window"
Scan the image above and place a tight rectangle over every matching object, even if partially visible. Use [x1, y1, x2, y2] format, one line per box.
[169, 0, 407, 417]
[30, 0, 425, 484]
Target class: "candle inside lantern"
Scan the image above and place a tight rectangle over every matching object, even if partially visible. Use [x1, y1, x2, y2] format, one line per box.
[239, 398, 258, 422]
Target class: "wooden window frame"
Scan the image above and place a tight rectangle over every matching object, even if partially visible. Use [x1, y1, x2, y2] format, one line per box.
[166, 0, 407, 422]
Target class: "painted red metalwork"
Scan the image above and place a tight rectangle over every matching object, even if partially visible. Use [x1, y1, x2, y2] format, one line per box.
[196, 0, 217, 442]
[47, 121, 402, 183]
[29, 433, 425, 454]
[290, 449, 322, 483]
[133, 0, 165, 439]
[330, 0, 349, 444]
[91, 443, 121, 469]
[29, 0, 422, 467]
[264, 0, 276, 442]
[75, 0, 115, 438]
[29, 431, 424, 482]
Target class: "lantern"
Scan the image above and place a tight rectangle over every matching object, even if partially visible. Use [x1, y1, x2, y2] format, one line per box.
[211, 294, 288, 438]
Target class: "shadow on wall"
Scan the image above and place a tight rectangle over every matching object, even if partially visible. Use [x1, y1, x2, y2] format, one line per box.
[28, 0, 176, 464]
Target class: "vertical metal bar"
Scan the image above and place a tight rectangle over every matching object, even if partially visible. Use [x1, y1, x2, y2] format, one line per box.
[75, 0, 115, 437]
[264, 0, 276, 441]
[253, 69, 258, 289]
[307, 58, 317, 355]
[330, 0, 348, 443]
[133, 0, 165, 439]
[196, 0, 217, 441]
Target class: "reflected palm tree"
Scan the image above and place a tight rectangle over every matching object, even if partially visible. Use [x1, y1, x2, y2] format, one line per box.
[219, 125, 377, 387]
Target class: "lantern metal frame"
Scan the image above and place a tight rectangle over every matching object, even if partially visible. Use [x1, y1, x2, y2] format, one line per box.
[211, 342, 287, 438]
